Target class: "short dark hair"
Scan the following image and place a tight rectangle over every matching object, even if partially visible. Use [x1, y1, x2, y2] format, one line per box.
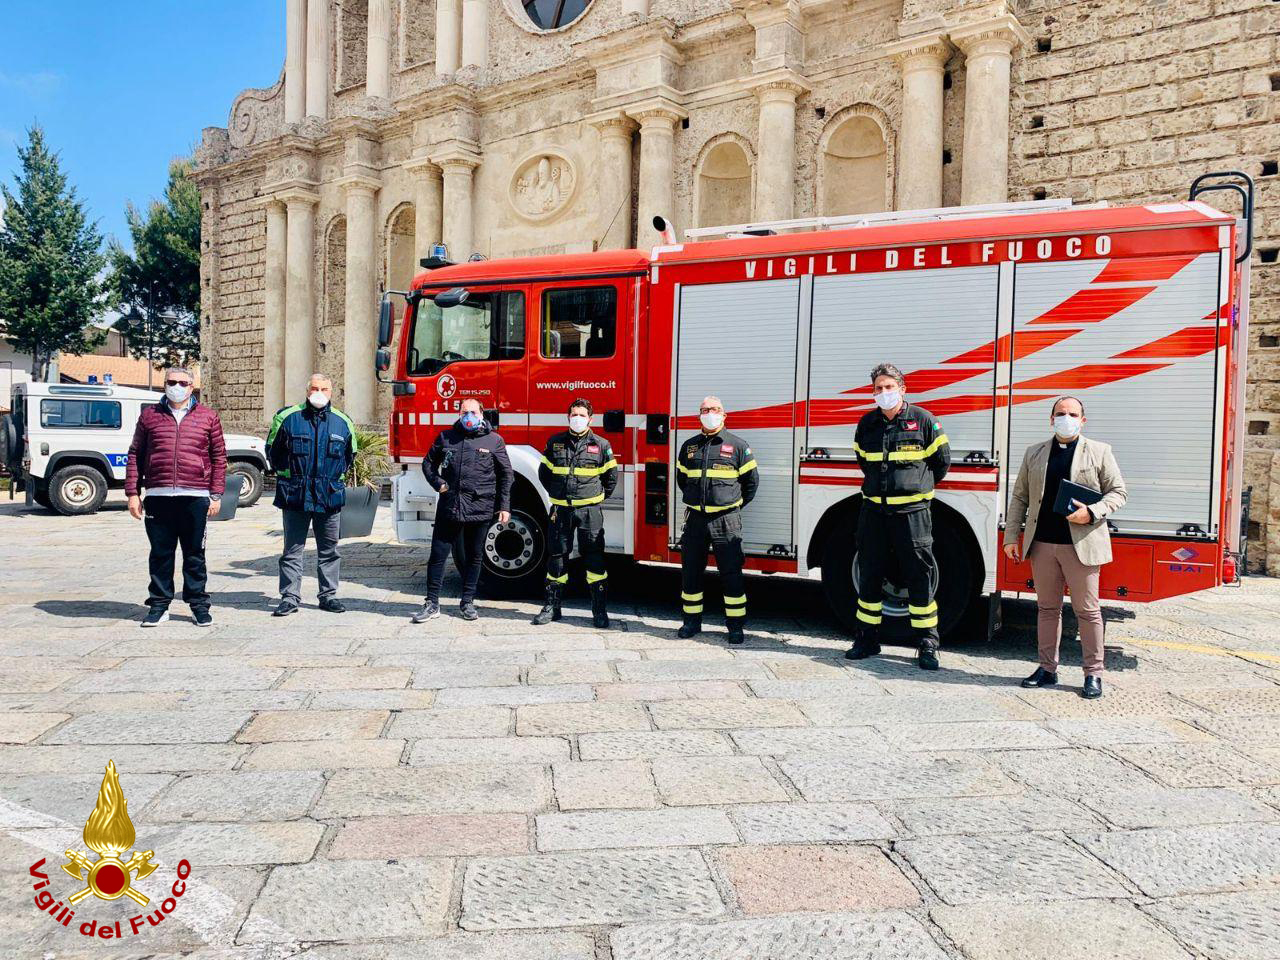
[869, 363, 905, 388]
[568, 398, 592, 416]
[1051, 395, 1085, 416]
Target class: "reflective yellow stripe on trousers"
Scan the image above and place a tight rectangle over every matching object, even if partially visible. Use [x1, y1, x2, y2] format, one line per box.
[910, 600, 938, 629]
[856, 597, 882, 625]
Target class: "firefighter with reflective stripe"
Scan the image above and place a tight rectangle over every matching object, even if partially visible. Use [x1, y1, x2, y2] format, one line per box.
[675, 395, 759, 645]
[532, 399, 618, 628]
[849, 363, 951, 670]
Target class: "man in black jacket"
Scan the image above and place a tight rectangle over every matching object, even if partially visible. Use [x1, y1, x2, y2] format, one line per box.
[532, 399, 618, 628]
[412, 398, 513, 622]
[848, 363, 951, 669]
[676, 395, 759, 644]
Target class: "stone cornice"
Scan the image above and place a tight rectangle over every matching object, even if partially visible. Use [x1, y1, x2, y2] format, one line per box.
[949, 14, 1031, 55]
[748, 67, 812, 99]
[431, 143, 482, 169]
[883, 32, 952, 68]
[625, 96, 689, 126]
[334, 173, 382, 194]
[273, 186, 321, 205]
[327, 115, 382, 142]
[571, 18, 681, 71]
[732, 0, 803, 31]
[402, 155, 442, 177]
[584, 108, 639, 137]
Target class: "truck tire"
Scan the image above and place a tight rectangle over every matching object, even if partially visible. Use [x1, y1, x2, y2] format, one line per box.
[227, 461, 264, 507]
[821, 506, 976, 643]
[32, 482, 52, 510]
[0, 414, 19, 471]
[477, 493, 547, 599]
[48, 464, 108, 516]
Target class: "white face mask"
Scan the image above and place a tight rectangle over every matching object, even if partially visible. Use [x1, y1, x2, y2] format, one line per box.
[308, 391, 329, 409]
[165, 384, 190, 405]
[874, 388, 902, 411]
[700, 411, 724, 432]
[1053, 414, 1082, 439]
[568, 415, 589, 434]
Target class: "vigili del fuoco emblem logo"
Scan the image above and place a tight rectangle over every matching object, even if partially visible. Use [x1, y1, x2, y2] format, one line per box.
[29, 760, 193, 940]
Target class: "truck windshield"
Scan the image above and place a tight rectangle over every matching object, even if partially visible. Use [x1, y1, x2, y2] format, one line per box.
[407, 290, 525, 376]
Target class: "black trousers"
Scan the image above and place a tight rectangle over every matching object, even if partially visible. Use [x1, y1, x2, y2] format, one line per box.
[855, 505, 939, 650]
[545, 504, 607, 588]
[679, 508, 746, 622]
[425, 516, 488, 604]
[143, 495, 209, 610]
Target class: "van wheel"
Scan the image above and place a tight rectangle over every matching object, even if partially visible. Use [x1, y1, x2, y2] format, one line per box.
[32, 482, 52, 510]
[48, 465, 108, 516]
[821, 507, 976, 643]
[478, 496, 547, 599]
[227, 461, 264, 507]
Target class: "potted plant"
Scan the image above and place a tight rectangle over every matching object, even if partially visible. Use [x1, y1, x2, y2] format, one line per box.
[339, 429, 390, 539]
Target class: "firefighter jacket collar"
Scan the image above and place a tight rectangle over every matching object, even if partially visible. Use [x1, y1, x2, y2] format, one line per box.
[539, 429, 618, 508]
[854, 402, 951, 511]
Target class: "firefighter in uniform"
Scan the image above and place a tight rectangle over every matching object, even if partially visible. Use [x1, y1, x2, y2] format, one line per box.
[676, 396, 759, 644]
[532, 399, 618, 628]
[849, 363, 951, 670]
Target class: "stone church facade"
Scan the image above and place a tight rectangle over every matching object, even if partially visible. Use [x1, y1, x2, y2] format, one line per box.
[194, 0, 1280, 570]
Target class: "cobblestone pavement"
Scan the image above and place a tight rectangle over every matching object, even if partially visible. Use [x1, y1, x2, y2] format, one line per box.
[2, 495, 1279, 959]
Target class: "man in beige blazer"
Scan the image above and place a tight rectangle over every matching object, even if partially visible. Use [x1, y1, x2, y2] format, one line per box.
[1003, 396, 1127, 699]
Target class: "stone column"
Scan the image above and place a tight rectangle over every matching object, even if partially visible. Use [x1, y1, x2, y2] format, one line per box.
[953, 16, 1028, 206]
[589, 112, 637, 250]
[366, 0, 391, 99]
[406, 158, 444, 261]
[305, 0, 331, 119]
[753, 78, 807, 222]
[438, 154, 480, 259]
[340, 177, 380, 424]
[461, 0, 488, 69]
[285, 0, 307, 123]
[436, 0, 461, 75]
[891, 34, 950, 210]
[263, 198, 288, 419]
[631, 103, 685, 247]
[282, 191, 319, 398]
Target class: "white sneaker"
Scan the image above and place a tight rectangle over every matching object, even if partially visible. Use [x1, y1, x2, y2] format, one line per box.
[141, 609, 170, 628]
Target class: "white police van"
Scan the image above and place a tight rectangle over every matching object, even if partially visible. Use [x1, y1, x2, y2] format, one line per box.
[2, 382, 268, 515]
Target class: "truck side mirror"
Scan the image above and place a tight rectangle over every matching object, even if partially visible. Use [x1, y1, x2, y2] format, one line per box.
[375, 347, 391, 373]
[433, 287, 469, 309]
[377, 298, 393, 348]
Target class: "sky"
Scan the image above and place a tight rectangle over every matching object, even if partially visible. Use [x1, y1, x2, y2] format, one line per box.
[0, 1, 284, 249]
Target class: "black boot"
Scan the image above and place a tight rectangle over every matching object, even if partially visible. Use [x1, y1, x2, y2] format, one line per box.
[590, 581, 610, 629]
[677, 616, 702, 639]
[845, 631, 881, 660]
[726, 620, 745, 645]
[532, 582, 562, 626]
[918, 644, 940, 671]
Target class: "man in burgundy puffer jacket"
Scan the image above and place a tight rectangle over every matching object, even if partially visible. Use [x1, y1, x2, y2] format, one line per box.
[125, 367, 227, 627]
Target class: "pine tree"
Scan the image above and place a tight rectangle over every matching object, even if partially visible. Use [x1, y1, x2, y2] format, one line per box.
[0, 125, 107, 379]
[108, 158, 202, 367]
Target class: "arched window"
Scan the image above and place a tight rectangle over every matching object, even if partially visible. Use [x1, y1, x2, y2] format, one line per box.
[696, 138, 753, 228]
[821, 113, 889, 217]
[521, 0, 592, 30]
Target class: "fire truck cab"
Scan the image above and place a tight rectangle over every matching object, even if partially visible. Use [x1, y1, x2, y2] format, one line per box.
[378, 172, 1253, 640]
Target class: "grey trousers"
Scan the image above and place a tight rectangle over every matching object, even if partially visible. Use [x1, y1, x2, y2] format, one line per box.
[279, 509, 341, 602]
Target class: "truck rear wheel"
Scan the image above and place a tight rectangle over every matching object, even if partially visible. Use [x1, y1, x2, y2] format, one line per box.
[821, 507, 976, 643]
[48, 465, 108, 516]
[477, 495, 547, 599]
[227, 461, 264, 507]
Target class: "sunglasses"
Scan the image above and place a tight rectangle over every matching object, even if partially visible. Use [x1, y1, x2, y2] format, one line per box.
[165, 380, 191, 387]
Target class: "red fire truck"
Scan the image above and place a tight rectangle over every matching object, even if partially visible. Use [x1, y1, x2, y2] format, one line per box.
[376, 171, 1254, 639]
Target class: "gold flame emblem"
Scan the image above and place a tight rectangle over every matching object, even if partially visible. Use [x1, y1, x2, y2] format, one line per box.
[61, 760, 157, 905]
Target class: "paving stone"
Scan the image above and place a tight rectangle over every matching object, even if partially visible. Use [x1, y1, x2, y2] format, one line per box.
[436, 684, 595, 707]
[388, 707, 512, 738]
[729, 726, 886, 755]
[932, 900, 1194, 960]
[0, 711, 68, 743]
[577, 730, 733, 760]
[594, 680, 747, 701]
[1195, 714, 1280, 746]
[330, 813, 529, 858]
[610, 911, 949, 960]
[1180, 688, 1280, 716]
[516, 701, 649, 735]
[138, 820, 325, 865]
[460, 849, 725, 929]
[409, 736, 569, 765]
[48, 710, 250, 744]
[238, 709, 388, 742]
[617, 660, 770, 682]
[279, 667, 412, 690]
[1017, 690, 1210, 718]
[308, 689, 437, 709]
[650, 698, 808, 730]
[892, 793, 1102, 836]
[0, 772, 173, 825]
[764, 658, 857, 680]
[779, 753, 1017, 802]
[1143, 890, 1280, 960]
[1111, 742, 1280, 788]
[0, 742, 246, 774]
[243, 738, 406, 769]
[537, 807, 736, 850]
[801, 694, 1041, 726]
[991, 748, 1155, 797]
[144, 771, 325, 821]
[0, 669, 68, 693]
[409, 664, 525, 688]
[314, 765, 551, 817]
[652, 756, 790, 805]
[747, 678, 886, 699]
[1045, 716, 1208, 746]
[246, 858, 453, 941]
[730, 802, 895, 843]
[552, 759, 657, 810]
[877, 720, 1066, 751]
[718, 844, 920, 914]
[289, 932, 598, 960]
[1077, 785, 1277, 829]
[71, 663, 289, 693]
[899, 833, 1127, 905]
[526, 662, 615, 684]
[1081, 823, 1280, 897]
[176, 690, 312, 711]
